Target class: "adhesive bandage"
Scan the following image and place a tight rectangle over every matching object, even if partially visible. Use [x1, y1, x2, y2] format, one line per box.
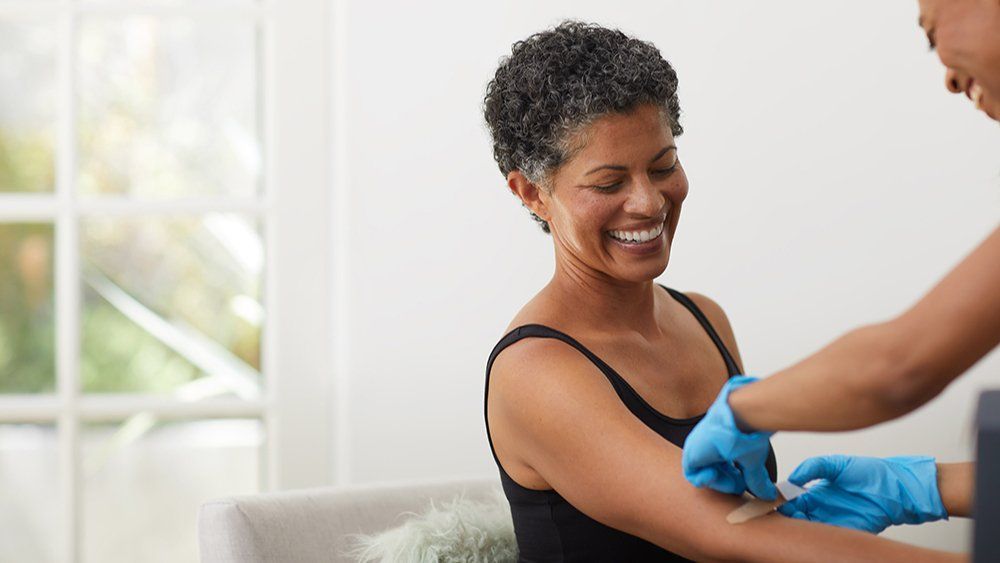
[726, 481, 807, 524]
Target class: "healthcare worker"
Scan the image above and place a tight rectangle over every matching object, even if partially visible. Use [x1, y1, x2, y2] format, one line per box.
[682, 0, 1000, 534]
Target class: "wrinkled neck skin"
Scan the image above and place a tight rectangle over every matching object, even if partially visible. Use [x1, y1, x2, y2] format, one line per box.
[545, 238, 666, 339]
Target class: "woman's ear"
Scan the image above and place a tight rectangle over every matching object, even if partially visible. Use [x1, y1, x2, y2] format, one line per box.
[507, 170, 551, 224]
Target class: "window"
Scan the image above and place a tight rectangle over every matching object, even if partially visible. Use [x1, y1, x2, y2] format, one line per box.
[0, 1, 332, 561]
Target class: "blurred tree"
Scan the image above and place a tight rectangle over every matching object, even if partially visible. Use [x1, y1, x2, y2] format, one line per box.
[0, 223, 55, 393]
[0, 128, 56, 393]
[0, 129, 54, 194]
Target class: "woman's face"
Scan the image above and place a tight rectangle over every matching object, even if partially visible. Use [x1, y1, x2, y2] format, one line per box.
[918, 0, 1000, 121]
[541, 104, 688, 284]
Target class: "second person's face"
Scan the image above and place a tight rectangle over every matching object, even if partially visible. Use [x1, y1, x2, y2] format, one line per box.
[918, 0, 1000, 121]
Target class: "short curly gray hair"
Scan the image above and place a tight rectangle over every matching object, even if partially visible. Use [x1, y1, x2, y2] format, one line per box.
[484, 21, 683, 233]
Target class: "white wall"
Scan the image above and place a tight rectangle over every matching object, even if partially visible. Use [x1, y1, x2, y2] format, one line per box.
[332, 0, 1000, 551]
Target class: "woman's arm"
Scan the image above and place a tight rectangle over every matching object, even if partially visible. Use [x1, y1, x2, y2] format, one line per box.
[488, 338, 965, 562]
[731, 225, 1000, 432]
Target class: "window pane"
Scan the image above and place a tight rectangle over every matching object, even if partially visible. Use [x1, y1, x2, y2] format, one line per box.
[0, 223, 55, 393]
[80, 215, 262, 397]
[0, 424, 59, 563]
[82, 418, 261, 563]
[77, 18, 260, 198]
[0, 20, 56, 193]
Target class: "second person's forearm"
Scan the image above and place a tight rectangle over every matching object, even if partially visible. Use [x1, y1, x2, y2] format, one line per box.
[937, 462, 975, 518]
[729, 322, 914, 432]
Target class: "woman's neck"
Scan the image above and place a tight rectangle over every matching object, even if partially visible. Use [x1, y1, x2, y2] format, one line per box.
[546, 260, 666, 338]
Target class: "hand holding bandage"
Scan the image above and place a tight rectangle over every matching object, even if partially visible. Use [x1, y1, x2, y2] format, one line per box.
[682, 376, 779, 501]
[778, 455, 948, 533]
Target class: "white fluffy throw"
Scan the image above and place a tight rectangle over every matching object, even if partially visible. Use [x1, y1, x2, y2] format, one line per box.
[347, 488, 518, 563]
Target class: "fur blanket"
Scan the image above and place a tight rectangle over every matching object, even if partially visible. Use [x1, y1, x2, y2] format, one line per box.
[346, 488, 517, 562]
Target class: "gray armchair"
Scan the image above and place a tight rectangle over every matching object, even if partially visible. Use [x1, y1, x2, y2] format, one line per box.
[197, 478, 501, 563]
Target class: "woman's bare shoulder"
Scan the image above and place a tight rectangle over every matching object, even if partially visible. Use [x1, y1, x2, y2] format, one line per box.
[682, 292, 730, 329]
[503, 287, 569, 333]
[678, 291, 744, 370]
[491, 288, 589, 404]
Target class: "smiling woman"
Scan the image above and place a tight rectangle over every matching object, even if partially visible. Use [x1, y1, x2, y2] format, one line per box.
[480, 21, 964, 562]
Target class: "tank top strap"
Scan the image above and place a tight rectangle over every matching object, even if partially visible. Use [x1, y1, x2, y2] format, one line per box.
[484, 324, 637, 474]
[659, 285, 742, 376]
[486, 324, 635, 407]
[487, 324, 620, 380]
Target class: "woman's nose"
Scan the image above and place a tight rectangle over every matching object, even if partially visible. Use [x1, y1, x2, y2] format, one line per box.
[623, 179, 666, 216]
[945, 68, 971, 95]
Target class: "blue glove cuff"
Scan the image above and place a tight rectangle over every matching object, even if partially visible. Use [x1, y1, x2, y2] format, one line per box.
[720, 376, 773, 440]
[886, 456, 949, 525]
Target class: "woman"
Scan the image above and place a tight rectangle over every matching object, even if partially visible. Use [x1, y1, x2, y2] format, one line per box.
[682, 0, 999, 532]
[483, 21, 963, 561]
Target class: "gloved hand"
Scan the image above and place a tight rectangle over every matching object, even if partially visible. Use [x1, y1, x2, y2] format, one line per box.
[682, 376, 778, 500]
[777, 454, 948, 533]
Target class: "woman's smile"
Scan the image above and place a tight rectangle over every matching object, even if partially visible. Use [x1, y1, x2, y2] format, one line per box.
[605, 216, 668, 256]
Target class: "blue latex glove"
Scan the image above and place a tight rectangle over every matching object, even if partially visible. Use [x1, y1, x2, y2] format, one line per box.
[682, 376, 778, 500]
[777, 455, 948, 533]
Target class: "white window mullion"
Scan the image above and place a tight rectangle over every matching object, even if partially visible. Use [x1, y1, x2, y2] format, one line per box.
[73, 3, 269, 20]
[0, 196, 267, 220]
[55, 1, 80, 562]
[76, 198, 267, 216]
[78, 396, 266, 421]
[0, 195, 59, 221]
[0, 396, 62, 423]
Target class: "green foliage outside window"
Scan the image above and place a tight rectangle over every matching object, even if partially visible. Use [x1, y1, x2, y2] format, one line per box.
[0, 128, 261, 396]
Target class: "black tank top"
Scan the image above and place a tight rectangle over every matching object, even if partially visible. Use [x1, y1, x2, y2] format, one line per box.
[484, 286, 778, 562]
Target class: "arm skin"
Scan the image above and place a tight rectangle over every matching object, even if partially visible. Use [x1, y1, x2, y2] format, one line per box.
[938, 462, 974, 518]
[730, 225, 1000, 432]
[488, 337, 966, 562]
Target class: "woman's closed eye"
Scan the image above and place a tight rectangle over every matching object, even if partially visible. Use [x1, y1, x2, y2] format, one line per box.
[592, 183, 621, 192]
[651, 162, 678, 178]
[591, 163, 677, 192]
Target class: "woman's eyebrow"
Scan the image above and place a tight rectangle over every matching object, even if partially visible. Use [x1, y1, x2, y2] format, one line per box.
[584, 145, 677, 176]
[649, 145, 677, 163]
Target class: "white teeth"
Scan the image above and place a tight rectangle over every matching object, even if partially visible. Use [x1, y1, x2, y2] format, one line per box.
[971, 84, 984, 110]
[608, 222, 664, 243]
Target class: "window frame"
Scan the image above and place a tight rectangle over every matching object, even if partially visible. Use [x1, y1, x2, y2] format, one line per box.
[0, 1, 334, 561]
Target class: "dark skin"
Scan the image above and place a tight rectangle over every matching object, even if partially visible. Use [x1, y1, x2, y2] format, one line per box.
[487, 104, 964, 561]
